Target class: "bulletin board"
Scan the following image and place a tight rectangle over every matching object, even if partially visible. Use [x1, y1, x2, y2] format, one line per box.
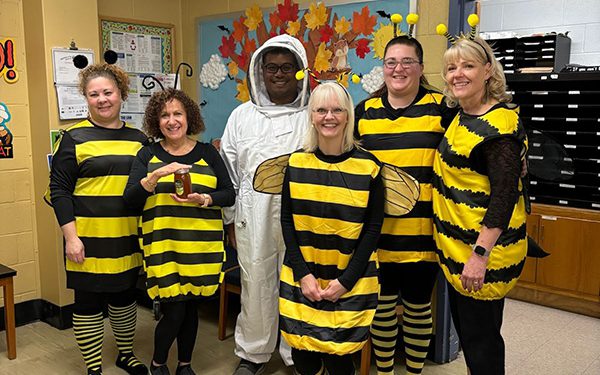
[100, 17, 175, 74]
[197, 0, 409, 142]
[100, 17, 176, 128]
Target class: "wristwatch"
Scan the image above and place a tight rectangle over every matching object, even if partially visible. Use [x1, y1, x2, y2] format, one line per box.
[472, 244, 491, 257]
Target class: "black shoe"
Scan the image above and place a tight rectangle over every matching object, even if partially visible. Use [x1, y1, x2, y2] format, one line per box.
[150, 363, 170, 375]
[233, 359, 266, 375]
[88, 368, 102, 375]
[116, 353, 149, 375]
[175, 364, 196, 375]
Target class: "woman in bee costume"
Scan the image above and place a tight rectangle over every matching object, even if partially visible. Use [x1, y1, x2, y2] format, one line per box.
[281, 82, 384, 375]
[354, 14, 457, 375]
[124, 88, 235, 375]
[432, 30, 528, 374]
[48, 61, 148, 375]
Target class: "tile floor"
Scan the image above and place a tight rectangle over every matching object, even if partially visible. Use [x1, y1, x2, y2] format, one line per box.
[0, 298, 597, 374]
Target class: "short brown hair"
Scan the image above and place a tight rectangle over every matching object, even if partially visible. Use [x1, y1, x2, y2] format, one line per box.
[79, 63, 130, 100]
[143, 88, 205, 138]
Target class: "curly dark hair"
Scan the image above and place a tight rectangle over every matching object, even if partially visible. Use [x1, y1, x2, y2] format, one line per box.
[79, 63, 130, 100]
[143, 88, 205, 138]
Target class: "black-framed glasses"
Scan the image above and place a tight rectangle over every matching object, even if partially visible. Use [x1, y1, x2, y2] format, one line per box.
[312, 107, 347, 116]
[263, 63, 296, 74]
[383, 58, 421, 70]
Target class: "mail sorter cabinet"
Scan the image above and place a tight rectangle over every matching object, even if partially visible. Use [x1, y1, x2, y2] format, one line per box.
[487, 33, 571, 73]
[505, 72, 600, 318]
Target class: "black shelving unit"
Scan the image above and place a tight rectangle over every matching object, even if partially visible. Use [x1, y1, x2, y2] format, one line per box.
[507, 72, 600, 211]
[487, 34, 571, 73]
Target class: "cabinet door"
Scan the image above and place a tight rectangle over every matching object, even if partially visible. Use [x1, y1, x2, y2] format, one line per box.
[520, 214, 540, 283]
[536, 216, 600, 295]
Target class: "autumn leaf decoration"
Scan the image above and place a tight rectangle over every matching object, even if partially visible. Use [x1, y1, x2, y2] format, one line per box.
[217, 1, 385, 101]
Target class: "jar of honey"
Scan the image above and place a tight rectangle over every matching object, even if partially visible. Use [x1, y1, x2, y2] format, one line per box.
[174, 168, 191, 198]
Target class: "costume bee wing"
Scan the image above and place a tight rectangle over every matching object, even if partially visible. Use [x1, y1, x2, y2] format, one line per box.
[252, 153, 292, 194]
[43, 130, 66, 207]
[526, 129, 575, 182]
[381, 163, 420, 216]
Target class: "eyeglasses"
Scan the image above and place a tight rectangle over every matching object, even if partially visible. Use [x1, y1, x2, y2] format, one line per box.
[263, 63, 296, 74]
[312, 108, 347, 116]
[383, 58, 421, 70]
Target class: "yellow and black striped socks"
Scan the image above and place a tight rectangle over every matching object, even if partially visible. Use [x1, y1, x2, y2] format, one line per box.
[402, 299, 433, 375]
[109, 302, 147, 375]
[370, 294, 398, 375]
[73, 311, 104, 374]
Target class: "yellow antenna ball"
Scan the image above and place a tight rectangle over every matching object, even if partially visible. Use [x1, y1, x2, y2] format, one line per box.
[390, 13, 402, 24]
[406, 13, 419, 25]
[295, 70, 306, 81]
[351, 74, 360, 84]
[467, 14, 480, 27]
[436, 24, 448, 36]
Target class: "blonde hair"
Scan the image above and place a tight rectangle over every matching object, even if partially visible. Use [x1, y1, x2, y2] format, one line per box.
[442, 36, 512, 108]
[303, 82, 358, 153]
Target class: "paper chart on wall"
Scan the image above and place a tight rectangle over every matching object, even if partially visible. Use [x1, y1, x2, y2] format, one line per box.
[109, 31, 163, 74]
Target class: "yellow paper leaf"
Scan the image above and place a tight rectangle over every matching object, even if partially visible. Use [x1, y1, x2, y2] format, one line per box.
[244, 5, 263, 31]
[286, 20, 301, 36]
[228, 61, 239, 77]
[304, 2, 328, 30]
[236, 78, 250, 102]
[337, 73, 349, 87]
[314, 43, 332, 73]
[334, 16, 351, 35]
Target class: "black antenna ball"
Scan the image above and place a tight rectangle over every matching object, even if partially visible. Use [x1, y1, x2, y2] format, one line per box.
[104, 50, 118, 65]
[73, 55, 89, 69]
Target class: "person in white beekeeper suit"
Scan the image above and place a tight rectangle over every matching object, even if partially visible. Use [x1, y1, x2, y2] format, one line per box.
[220, 34, 310, 375]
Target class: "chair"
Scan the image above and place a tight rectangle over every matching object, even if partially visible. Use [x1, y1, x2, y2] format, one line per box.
[218, 246, 241, 340]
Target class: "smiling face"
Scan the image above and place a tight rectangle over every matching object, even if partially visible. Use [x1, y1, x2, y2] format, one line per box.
[85, 76, 122, 126]
[311, 94, 348, 147]
[445, 58, 491, 108]
[383, 43, 423, 99]
[262, 51, 299, 105]
[158, 99, 188, 142]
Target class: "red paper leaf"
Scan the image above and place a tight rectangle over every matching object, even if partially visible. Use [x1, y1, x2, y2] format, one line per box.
[355, 38, 371, 59]
[319, 24, 334, 43]
[278, 0, 299, 22]
[219, 35, 236, 58]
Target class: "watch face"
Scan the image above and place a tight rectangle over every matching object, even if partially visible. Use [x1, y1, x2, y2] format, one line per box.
[474, 245, 487, 256]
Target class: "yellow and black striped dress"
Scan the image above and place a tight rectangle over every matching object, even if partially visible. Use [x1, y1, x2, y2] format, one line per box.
[139, 143, 226, 301]
[49, 120, 147, 292]
[279, 148, 383, 355]
[355, 87, 452, 264]
[432, 103, 528, 300]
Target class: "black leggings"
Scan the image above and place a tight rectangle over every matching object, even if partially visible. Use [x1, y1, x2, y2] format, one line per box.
[292, 348, 354, 375]
[379, 261, 439, 302]
[153, 299, 199, 364]
[447, 284, 506, 375]
[73, 288, 137, 315]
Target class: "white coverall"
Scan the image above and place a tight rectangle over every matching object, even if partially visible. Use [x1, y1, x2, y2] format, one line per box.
[220, 34, 310, 366]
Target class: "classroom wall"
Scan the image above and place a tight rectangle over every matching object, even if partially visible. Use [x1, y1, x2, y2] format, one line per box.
[0, 0, 40, 307]
[480, 0, 600, 66]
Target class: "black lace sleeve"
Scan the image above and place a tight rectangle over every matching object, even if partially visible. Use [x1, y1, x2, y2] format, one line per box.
[476, 137, 522, 230]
